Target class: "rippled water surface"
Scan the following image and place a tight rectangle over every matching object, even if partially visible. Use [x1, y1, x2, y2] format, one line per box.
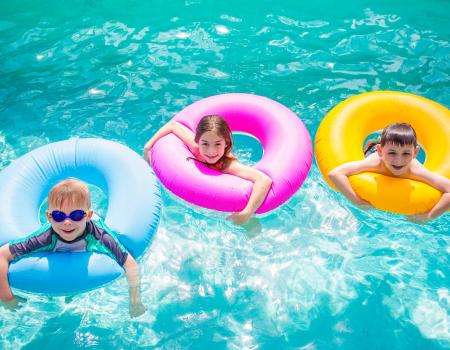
[1, 1, 449, 349]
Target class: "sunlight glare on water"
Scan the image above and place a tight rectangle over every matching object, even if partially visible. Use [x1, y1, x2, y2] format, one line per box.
[0, 1, 449, 349]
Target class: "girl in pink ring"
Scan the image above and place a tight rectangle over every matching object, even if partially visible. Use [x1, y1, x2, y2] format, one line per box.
[144, 115, 272, 225]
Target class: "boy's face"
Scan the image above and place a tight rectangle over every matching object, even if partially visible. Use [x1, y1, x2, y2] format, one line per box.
[377, 142, 419, 176]
[47, 201, 92, 242]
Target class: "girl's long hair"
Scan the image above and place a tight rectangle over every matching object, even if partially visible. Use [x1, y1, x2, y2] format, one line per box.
[190, 115, 235, 170]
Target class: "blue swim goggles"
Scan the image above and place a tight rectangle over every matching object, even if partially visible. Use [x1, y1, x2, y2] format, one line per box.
[47, 209, 91, 222]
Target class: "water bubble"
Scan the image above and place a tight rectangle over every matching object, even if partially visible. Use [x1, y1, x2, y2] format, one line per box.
[215, 25, 230, 35]
[176, 32, 190, 39]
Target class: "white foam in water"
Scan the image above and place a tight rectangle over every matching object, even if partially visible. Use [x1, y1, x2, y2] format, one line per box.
[215, 25, 230, 35]
[411, 296, 450, 345]
[102, 21, 134, 47]
[0, 134, 16, 168]
[299, 342, 317, 350]
[176, 32, 190, 39]
[88, 88, 105, 95]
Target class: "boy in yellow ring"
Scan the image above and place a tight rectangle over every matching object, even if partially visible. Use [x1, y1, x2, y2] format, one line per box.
[328, 123, 450, 221]
[0, 178, 146, 317]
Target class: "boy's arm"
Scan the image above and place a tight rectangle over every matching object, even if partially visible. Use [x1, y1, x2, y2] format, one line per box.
[426, 193, 450, 219]
[328, 156, 379, 206]
[89, 221, 146, 317]
[410, 164, 450, 219]
[0, 244, 15, 303]
[123, 255, 146, 318]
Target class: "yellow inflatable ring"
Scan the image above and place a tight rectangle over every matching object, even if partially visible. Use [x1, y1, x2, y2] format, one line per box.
[315, 91, 450, 214]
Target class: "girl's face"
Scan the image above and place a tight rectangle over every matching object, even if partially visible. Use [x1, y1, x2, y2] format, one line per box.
[198, 131, 227, 164]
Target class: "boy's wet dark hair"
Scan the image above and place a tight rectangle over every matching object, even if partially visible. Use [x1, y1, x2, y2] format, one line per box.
[380, 123, 417, 147]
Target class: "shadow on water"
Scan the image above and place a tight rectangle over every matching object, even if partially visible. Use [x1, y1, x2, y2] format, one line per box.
[22, 313, 80, 349]
[150, 266, 446, 350]
[150, 257, 282, 349]
[21, 311, 135, 349]
[274, 279, 443, 350]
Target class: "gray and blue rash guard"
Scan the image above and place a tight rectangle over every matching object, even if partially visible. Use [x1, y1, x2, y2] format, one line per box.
[9, 220, 129, 266]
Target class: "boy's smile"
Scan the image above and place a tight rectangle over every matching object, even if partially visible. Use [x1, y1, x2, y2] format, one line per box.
[47, 203, 93, 241]
[377, 143, 419, 176]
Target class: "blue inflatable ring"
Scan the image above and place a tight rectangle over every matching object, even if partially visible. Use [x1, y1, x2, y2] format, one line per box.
[0, 138, 161, 295]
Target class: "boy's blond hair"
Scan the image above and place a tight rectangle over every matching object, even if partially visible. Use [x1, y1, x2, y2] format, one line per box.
[48, 178, 91, 209]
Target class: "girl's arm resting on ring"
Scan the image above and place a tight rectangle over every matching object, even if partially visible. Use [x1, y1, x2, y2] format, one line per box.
[0, 244, 15, 303]
[224, 161, 273, 223]
[143, 121, 197, 160]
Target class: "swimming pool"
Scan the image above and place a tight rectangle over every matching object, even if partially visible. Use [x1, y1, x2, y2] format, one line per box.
[1, 1, 449, 349]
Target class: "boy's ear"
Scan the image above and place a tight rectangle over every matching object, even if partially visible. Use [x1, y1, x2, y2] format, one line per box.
[46, 211, 51, 222]
[86, 209, 93, 221]
[413, 145, 420, 158]
[376, 144, 383, 157]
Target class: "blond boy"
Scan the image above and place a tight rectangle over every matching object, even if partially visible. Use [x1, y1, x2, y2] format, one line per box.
[0, 179, 146, 317]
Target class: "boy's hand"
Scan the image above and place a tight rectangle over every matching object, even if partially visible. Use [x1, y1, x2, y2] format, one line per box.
[129, 286, 146, 318]
[130, 300, 147, 318]
[407, 213, 431, 224]
[2, 295, 26, 311]
[227, 210, 252, 225]
[353, 197, 371, 210]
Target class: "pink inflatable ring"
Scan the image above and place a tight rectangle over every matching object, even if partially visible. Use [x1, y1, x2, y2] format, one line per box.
[149, 93, 312, 214]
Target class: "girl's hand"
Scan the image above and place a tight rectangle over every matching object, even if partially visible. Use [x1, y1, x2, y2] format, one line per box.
[143, 145, 152, 164]
[227, 210, 252, 225]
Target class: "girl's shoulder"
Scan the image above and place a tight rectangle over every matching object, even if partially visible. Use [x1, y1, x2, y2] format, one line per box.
[221, 157, 251, 174]
[224, 151, 236, 161]
[182, 139, 199, 159]
[190, 144, 200, 157]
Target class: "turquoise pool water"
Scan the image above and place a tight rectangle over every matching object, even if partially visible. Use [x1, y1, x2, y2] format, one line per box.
[1, 1, 449, 349]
